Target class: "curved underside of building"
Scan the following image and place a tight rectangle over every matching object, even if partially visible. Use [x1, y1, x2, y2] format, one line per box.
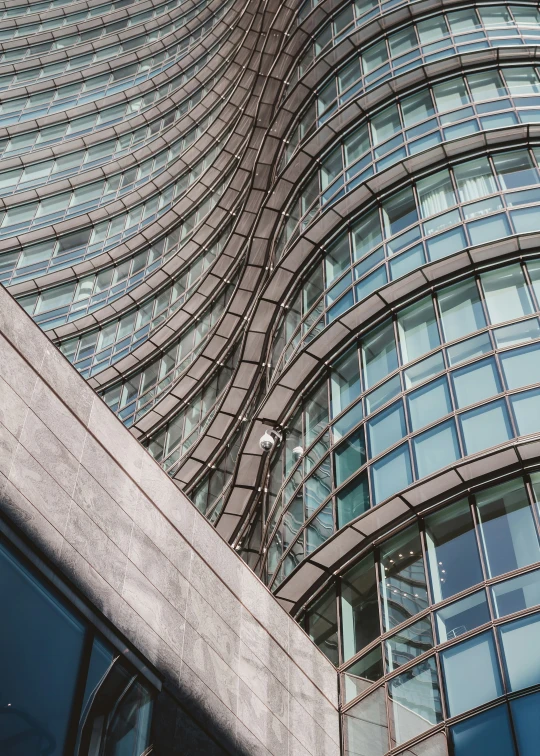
[4, 0, 540, 750]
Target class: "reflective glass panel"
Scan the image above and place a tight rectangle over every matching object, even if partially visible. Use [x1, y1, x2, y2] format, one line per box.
[408, 376, 452, 432]
[379, 525, 428, 632]
[451, 705, 516, 756]
[437, 279, 486, 342]
[344, 687, 388, 756]
[367, 401, 406, 458]
[341, 554, 380, 661]
[306, 585, 339, 665]
[425, 499, 483, 602]
[362, 320, 398, 388]
[343, 646, 384, 703]
[371, 444, 413, 504]
[385, 617, 433, 672]
[451, 356, 502, 408]
[388, 658, 442, 747]
[511, 691, 540, 756]
[459, 399, 512, 455]
[413, 420, 460, 478]
[435, 590, 490, 643]
[480, 265, 534, 325]
[441, 631, 503, 717]
[398, 296, 440, 363]
[491, 567, 540, 618]
[334, 427, 366, 486]
[499, 611, 540, 692]
[476, 479, 540, 578]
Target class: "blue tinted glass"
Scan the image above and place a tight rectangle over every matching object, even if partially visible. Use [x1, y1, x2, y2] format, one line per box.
[491, 568, 540, 618]
[371, 444, 412, 504]
[398, 295, 440, 363]
[451, 705, 516, 756]
[362, 320, 398, 388]
[511, 388, 540, 435]
[459, 398, 512, 455]
[365, 374, 401, 414]
[500, 342, 540, 389]
[441, 631, 503, 717]
[451, 356, 502, 408]
[511, 691, 540, 756]
[436, 590, 490, 643]
[0, 541, 85, 755]
[367, 400, 406, 458]
[334, 427, 366, 486]
[408, 376, 451, 431]
[337, 473, 369, 527]
[499, 612, 540, 692]
[467, 213, 511, 245]
[413, 419, 460, 477]
[437, 278, 486, 342]
[388, 658, 442, 745]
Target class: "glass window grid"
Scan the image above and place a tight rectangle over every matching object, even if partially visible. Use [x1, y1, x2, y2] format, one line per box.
[301, 471, 540, 666]
[54, 225, 232, 376]
[0, 0, 210, 76]
[191, 424, 245, 518]
[144, 340, 241, 472]
[0, 164, 232, 294]
[99, 283, 235, 427]
[263, 258, 540, 588]
[0, 0, 148, 29]
[270, 144, 540, 379]
[0, 5, 232, 129]
[284, 4, 540, 117]
[0, 61, 227, 163]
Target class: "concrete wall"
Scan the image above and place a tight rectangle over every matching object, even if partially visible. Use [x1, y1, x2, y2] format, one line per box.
[0, 284, 340, 756]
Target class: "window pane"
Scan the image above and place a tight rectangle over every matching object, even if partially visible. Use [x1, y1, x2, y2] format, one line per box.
[442, 631, 503, 717]
[334, 427, 366, 486]
[468, 70, 505, 101]
[401, 90, 434, 128]
[305, 382, 328, 446]
[388, 658, 442, 746]
[511, 690, 540, 756]
[433, 78, 469, 111]
[385, 617, 433, 672]
[459, 399, 512, 455]
[438, 278, 486, 342]
[331, 348, 361, 417]
[0, 541, 85, 754]
[436, 590, 490, 642]
[371, 105, 401, 146]
[306, 585, 339, 665]
[341, 554, 380, 660]
[451, 356, 502, 408]
[454, 157, 496, 202]
[362, 320, 398, 388]
[492, 567, 540, 618]
[408, 376, 451, 431]
[337, 473, 369, 527]
[344, 687, 388, 756]
[343, 646, 384, 703]
[417, 170, 455, 218]
[476, 479, 540, 577]
[379, 524, 428, 631]
[382, 189, 418, 238]
[426, 499, 483, 602]
[368, 401, 406, 458]
[398, 296, 440, 363]
[500, 342, 540, 389]
[352, 209, 382, 261]
[499, 612, 540, 692]
[511, 388, 540, 435]
[451, 705, 516, 756]
[414, 420, 460, 478]
[493, 150, 540, 190]
[371, 444, 412, 504]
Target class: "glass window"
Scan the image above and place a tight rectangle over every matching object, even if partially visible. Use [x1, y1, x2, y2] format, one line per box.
[437, 278, 486, 342]
[362, 320, 398, 388]
[320, 147, 343, 191]
[334, 427, 366, 486]
[379, 525, 428, 631]
[385, 617, 433, 672]
[503, 67, 540, 96]
[433, 78, 469, 112]
[368, 401, 406, 458]
[447, 333, 492, 366]
[447, 8, 480, 32]
[305, 382, 328, 446]
[389, 27, 417, 57]
[337, 473, 369, 527]
[414, 420, 460, 478]
[496, 320, 540, 351]
[492, 567, 540, 618]
[511, 691, 540, 756]
[436, 590, 490, 643]
[426, 499, 483, 602]
[404, 351, 445, 389]
[511, 387, 540, 436]
[398, 296, 440, 363]
[343, 646, 384, 703]
[468, 70, 506, 101]
[451, 356, 502, 408]
[417, 16, 448, 43]
[371, 444, 413, 504]
[481, 265, 534, 325]
[454, 157, 496, 202]
[344, 687, 388, 756]
[388, 658, 442, 747]
[401, 90, 434, 128]
[305, 585, 339, 665]
[442, 631, 503, 717]
[499, 612, 540, 692]
[362, 40, 387, 74]
[352, 209, 382, 262]
[0, 540, 85, 755]
[371, 105, 401, 146]
[325, 234, 350, 284]
[345, 124, 370, 166]
[382, 189, 418, 238]
[331, 347, 361, 418]
[417, 170, 455, 218]
[460, 398, 513, 454]
[476, 479, 540, 578]
[341, 554, 380, 660]
[408, 376, 452, 431]
[451, 705, 516, 756]
[494, 151, 540, 190]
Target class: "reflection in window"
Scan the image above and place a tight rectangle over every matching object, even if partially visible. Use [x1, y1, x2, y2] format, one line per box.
[441, 631, 503, 717]
[408, 376, 451, 432]
[511, 691, 540, 756]
[425, 499, 483, 602]
[499, 612, 540, 692]
[379, 525, 428, 632]
[480, 265, 534, 325]
[435, 590, 490, 643]
[343, 646, 384, 703]
[413, 419, 460, 478]
[305, 585, 339, 665]
[451, 704, 516, 756]
[344, 687, 388, 756]
[388, 658, 442, 747]
[398, 296, 440, 364]
[451, 356, 502, 408]
[367, 400, 406, 458]
[371, 444, 412, 504]
[385, 617, 433, 672]
[331, 347, 361, 418]
[491, 568, 540, 618]
[341, 554, 380, 661]
[437, 278, 486, 342]
[459, 398, 512, 455]
[476, 479, 540, 578]
[362, 320, 398, 388]
[334, 427, 366, 486]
